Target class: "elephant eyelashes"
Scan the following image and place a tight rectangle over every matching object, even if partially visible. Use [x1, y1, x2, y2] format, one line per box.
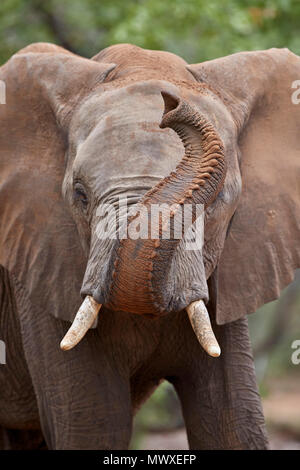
[73, 184, 89, 209]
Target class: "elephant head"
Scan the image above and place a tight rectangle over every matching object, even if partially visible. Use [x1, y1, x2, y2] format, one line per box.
[1, 44, 299, 358]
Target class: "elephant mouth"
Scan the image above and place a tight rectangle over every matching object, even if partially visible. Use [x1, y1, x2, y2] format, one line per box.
[60, 295, 220, 359]
[60, 90, 226, 358]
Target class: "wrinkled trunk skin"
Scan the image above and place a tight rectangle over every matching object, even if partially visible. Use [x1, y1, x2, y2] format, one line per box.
[107, 95, 226, 315]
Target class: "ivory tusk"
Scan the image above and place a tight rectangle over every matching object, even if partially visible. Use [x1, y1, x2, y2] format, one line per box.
[60, 296, 101, 351]
[186, 300, 221, 357]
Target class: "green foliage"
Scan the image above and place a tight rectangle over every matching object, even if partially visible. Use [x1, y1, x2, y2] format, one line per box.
[1, 0, 300, 447]
[1, 0, 300, 65]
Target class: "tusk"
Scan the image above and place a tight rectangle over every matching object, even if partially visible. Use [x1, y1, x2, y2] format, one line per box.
[186, 300, 221, 357]
[60, 296, 101, 351]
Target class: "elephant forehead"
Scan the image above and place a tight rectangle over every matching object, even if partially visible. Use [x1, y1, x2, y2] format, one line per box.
[73, 82, 184, 186]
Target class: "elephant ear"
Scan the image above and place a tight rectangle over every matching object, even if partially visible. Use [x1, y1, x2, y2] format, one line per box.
[188, 48, 300, 324]
[0, 43, 115, 323]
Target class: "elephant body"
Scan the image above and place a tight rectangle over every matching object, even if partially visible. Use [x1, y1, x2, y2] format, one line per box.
[0, 264, 268, 449]
[0, 42, 299, 449]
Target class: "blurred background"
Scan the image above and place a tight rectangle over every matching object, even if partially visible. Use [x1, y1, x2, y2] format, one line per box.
[0, 0, 299, 450]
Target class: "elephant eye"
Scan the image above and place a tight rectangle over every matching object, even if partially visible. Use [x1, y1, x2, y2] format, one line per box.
[74, 183, 88, 208]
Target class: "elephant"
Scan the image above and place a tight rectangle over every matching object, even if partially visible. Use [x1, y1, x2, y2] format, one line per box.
[0, 41, 299, 450]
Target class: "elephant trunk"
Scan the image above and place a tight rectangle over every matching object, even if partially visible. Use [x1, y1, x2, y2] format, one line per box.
[60, 91, 225, 356]
[107, 91, 226, 315]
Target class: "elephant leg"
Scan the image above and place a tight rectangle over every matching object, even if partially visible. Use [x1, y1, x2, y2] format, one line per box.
[170, 316, 269, 450]
[0, 427, 47, 450]
[12, 278, 133, 450]
[22, 331, 132, 450]
[24, 333, 132, 450]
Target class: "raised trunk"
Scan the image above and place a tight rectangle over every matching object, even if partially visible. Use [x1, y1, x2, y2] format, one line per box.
[107, 92, 226, 315]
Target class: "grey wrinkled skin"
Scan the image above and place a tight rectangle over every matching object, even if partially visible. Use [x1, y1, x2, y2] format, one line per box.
[0, 42, 299, 449]
[0, 266, 268, 449]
